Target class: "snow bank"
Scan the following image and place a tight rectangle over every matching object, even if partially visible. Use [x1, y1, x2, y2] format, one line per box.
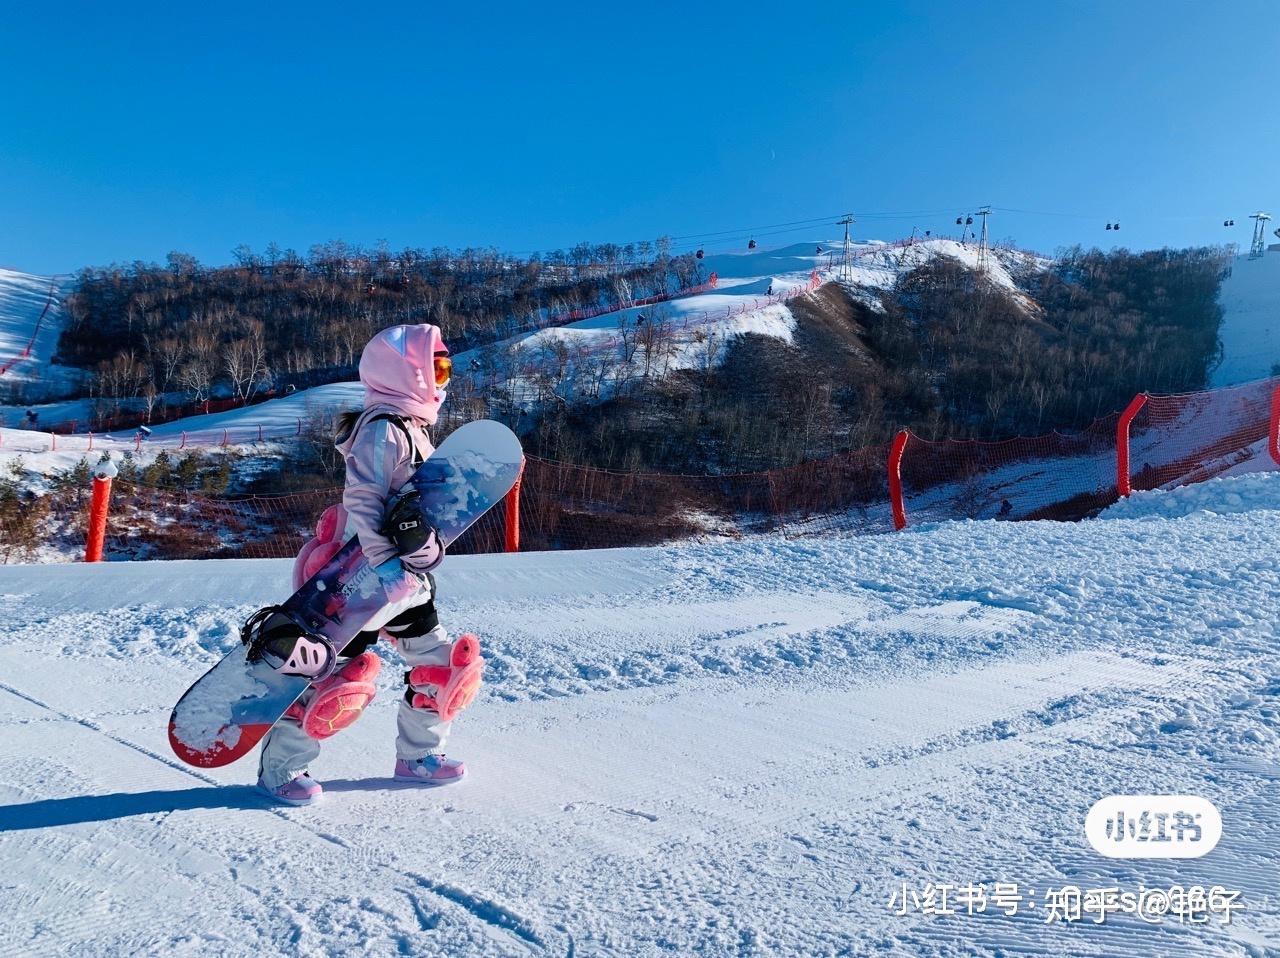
[1101, 470, 1280, 520]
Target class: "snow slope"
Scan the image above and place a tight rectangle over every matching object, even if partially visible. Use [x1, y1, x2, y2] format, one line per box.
[0, 270, 77, 395]
[0, 236, 1044, 443]
[1213, 252, 1280, 388]
[1, 476, 1277, 956]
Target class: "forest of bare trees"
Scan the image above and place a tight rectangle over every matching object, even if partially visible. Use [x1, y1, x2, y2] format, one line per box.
[517, 246, 1233, 474]
[55, 240, 1232, 487]
[58, 239, 701, 423]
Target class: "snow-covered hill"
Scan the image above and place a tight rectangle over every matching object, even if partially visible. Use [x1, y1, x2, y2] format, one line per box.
[0, 238, 1040, 457]
[0, 269, 77, 397]
[1, 474, 1276, 956]
[466, 238, 1042, 385]
[1213, 251, 1280, 388]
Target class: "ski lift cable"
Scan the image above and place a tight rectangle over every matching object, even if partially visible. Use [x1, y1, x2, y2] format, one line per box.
[670, 214, 850, 242]
[669, 222, 866, 254]
[994, 205, 1244, 223]
[669, 207, 970, 243]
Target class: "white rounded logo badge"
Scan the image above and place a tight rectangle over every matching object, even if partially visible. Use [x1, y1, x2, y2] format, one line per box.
[1085, 795, 1222, 858]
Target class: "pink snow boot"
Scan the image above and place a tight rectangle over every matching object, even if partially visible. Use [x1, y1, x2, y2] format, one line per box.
[284, 651, 381, 740]
[257, 772, 323, 806]
[394, 754, 466, 786]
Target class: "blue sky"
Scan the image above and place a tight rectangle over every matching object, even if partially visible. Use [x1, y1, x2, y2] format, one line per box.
[1, 1, 1277, 273]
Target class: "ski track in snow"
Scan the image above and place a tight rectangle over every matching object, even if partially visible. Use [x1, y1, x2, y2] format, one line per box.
[2, 478, 1280, 955]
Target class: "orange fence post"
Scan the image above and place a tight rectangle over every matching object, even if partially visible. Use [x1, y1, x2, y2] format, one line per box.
[84, 458, 118, 562]
[1116, 393, 1149, 497]
[1270, 385, 1280, 466]
[503, 466, 524, 553]
[888, 429, 910, 530]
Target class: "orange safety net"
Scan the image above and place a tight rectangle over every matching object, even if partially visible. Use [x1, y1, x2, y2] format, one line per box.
[896, 416, 1122, 526]
[45, 375, 1280, 562]
[1127, 377, 1276, 494]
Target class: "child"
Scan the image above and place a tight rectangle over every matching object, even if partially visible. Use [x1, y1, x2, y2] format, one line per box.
[255, 323, 468, 806]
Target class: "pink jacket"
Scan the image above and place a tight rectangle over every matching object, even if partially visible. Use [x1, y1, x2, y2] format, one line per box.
[337, 324, 449, 569]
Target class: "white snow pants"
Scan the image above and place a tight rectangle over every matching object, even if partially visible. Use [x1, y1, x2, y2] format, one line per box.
[257, 582, 455, 789]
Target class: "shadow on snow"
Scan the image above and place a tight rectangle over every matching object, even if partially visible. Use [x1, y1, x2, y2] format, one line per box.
[0, 778, 406, 831]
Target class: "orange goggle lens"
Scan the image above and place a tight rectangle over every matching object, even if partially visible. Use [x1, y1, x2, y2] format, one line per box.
[433, 355, 452, 387]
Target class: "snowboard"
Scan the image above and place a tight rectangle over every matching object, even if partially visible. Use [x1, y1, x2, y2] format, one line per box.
[168, 419, 524, 768]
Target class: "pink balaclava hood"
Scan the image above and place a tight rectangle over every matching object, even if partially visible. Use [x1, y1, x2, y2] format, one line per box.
[359, 324, 449, 424]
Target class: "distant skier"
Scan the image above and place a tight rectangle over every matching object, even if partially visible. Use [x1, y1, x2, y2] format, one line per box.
[255, 324, 465, 805]
[25, 408, 37, 429]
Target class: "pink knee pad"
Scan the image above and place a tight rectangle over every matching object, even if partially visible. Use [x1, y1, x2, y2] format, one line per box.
[285, 650, 381, 740]
[292, 504, 348, 591]
[405, 634, 484, 722]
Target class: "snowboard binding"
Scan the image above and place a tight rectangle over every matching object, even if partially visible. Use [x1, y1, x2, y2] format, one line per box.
[404, 633, 484, 722]
[381, 489, 446, 572]
[242, 606, 339, 682]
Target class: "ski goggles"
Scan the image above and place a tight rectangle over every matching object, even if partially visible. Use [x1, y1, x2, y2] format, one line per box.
[433, 354, 452, 387]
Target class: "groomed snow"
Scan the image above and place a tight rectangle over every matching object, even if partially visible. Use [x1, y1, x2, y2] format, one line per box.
[1, 475, 1277, 955]
[1212, 252, 1280, 388]
[0, 270, 78, 395]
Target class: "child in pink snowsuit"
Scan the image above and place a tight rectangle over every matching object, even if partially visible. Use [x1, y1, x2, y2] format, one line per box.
[257, 324, 469, 805]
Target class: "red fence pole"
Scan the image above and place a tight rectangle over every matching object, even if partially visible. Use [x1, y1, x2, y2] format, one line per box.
[1116, 393, 1149, 497]
[84, 459, 118, 562]
[503, 466, 524, 553]
[1270, 385, 1280, 467]
[888, 429, 910, 530]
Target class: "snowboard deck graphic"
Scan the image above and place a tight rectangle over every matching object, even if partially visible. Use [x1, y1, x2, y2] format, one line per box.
[168, 419, 523, 768]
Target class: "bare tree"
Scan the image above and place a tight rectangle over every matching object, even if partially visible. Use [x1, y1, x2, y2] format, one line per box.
[149, 336, 185, 391]
[223, 320, 271, 402]
[177, 357, 214, 402]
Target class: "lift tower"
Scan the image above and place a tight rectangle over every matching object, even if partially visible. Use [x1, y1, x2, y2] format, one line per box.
[837, 214, 855, 282]
[1249, 212, 1272, 259]
[976, 206, 992, 271]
